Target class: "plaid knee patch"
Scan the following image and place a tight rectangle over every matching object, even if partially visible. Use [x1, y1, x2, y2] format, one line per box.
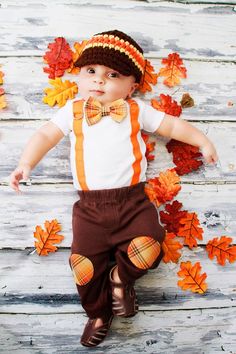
[127, 236, 161, 269]
[70, 253, 94, 286]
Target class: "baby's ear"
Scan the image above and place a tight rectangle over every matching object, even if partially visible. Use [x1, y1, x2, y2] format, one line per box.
[129, 83, 139, 97]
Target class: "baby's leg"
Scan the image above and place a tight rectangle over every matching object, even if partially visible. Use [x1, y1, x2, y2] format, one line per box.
[109, 185, 165, 316]
[69, 200, 113, 320]
[69, 199, 115, 347]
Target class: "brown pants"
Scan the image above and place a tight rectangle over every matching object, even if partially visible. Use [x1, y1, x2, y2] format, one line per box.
[69, 182, 165, 319]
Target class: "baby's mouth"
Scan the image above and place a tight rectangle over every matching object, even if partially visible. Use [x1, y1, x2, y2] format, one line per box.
[89, 90, 104, 95]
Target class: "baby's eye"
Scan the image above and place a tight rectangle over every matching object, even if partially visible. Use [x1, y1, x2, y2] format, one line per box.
[108, 72, 119, 78]
[87, 67, 95, 74]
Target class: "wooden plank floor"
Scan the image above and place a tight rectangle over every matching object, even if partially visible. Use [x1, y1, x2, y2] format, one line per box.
[1, 1, 236, 353]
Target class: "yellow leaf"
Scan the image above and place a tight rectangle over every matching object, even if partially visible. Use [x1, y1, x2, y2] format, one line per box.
[43, 78, 78, 107]
[0, 95, 7, 109]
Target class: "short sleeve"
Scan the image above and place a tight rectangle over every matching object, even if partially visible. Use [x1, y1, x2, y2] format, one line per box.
[49, 100, 74, 136]
[136, 99, 165, 133]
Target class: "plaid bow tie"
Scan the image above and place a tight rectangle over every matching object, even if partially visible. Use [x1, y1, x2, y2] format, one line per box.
[84, 97, 127, 126]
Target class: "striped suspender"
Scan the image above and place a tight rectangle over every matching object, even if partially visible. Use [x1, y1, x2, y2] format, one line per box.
[73, 99, 142, 190]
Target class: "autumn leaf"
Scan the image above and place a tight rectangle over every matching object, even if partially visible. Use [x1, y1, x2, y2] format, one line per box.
[206, 236, 236, 266]
[160, 200, 187, 233]
[151, 94, 182, 117]
[0, 70, 4, 84]
[166, 139, 203, 176]
[162, 232, 183, 263]
[43, 78, 78, 107]
[141, 132, 156, 161]
[0, 95, 7, 109]
[158, 53, 187, 87]
[177, 261, 207, 294]
[178, 212, 203, 249]
[34, 219, 64, 256]
[43, 37, 73, 79]
[145, 169, 181, 207]
[138, 59, 158, 93]
[67, 40, 88, 74]
[180, 93, 195, 108]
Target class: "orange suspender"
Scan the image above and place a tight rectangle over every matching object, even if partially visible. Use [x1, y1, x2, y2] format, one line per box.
[73, 100, 89, 191]
[73, 99, 142, 190]
[127, 99, 142, 185]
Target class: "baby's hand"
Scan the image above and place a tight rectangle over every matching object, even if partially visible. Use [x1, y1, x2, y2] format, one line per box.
[200, 141, 219, 164]
[9, 163, 31, 193]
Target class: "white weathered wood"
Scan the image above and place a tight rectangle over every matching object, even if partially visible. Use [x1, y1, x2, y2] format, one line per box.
[0, 308, 235, 353]
[1, 183, 236, 249]
[0, 247, 235, 314]
[0, 1, 235, 60]
[1, 57, 236, 121]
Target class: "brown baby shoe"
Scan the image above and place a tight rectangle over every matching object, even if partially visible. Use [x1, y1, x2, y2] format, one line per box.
[109, 265, 139, 317]
[80, 314, 114, 347]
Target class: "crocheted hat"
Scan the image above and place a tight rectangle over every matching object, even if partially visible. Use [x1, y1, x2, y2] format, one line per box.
[74, 30, 145, 83]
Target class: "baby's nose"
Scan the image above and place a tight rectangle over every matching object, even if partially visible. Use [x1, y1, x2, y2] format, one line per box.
[94, 75, 105, 84]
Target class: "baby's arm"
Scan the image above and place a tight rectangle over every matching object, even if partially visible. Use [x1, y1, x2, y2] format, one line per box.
[9, 122, 64, 193]
[155, 114, 218, 163]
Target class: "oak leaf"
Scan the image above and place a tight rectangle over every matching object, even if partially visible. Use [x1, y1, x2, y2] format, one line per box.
[160, 200, 187, 233]
[162, 232, 183, 263]
[180, 93, 195, 108]
[138, 59, 158, 93]
[145, 169, 181, 207]
[0, 95, 7, 109]
[67, 40, 88, 74]
[43, 78, 78, 107]
[158, 53, 187, 87]
[177, 261, 207, 294]
[43, 37, 73, 79]
[178, 212, 203, 249]
[151, 94, 182, 117]
[0, 70, 4, 84]
[206, 236, 236, 266]
[141, 132, 155, 161]
[166, 139, 203, 176]
[34, 219, 64, 256]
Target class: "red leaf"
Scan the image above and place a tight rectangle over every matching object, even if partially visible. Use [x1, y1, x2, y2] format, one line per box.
[166, 139, 203, 176]
[151, 94, 182, 117]
[43, 37, 73, 79]
[160, 200, 188, 233]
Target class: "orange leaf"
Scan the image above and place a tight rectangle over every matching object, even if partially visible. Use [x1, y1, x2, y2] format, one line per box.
[177, 261, 207, 294]
[145, 169, 181, 207]
[67, 40, 88, 74]
[178, 212, 203, 249]
[138, 59, 158, 93]
[206, 236, 236, 266]
[158, 53, 187, 87]
[34, 219, 64, 256]
[162, 232, 183, 263]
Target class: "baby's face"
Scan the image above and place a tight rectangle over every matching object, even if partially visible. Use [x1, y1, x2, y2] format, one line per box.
[77, 64, 139, 105]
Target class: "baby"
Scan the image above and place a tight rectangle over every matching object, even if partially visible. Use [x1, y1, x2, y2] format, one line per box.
[10, 30, 218, 347]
